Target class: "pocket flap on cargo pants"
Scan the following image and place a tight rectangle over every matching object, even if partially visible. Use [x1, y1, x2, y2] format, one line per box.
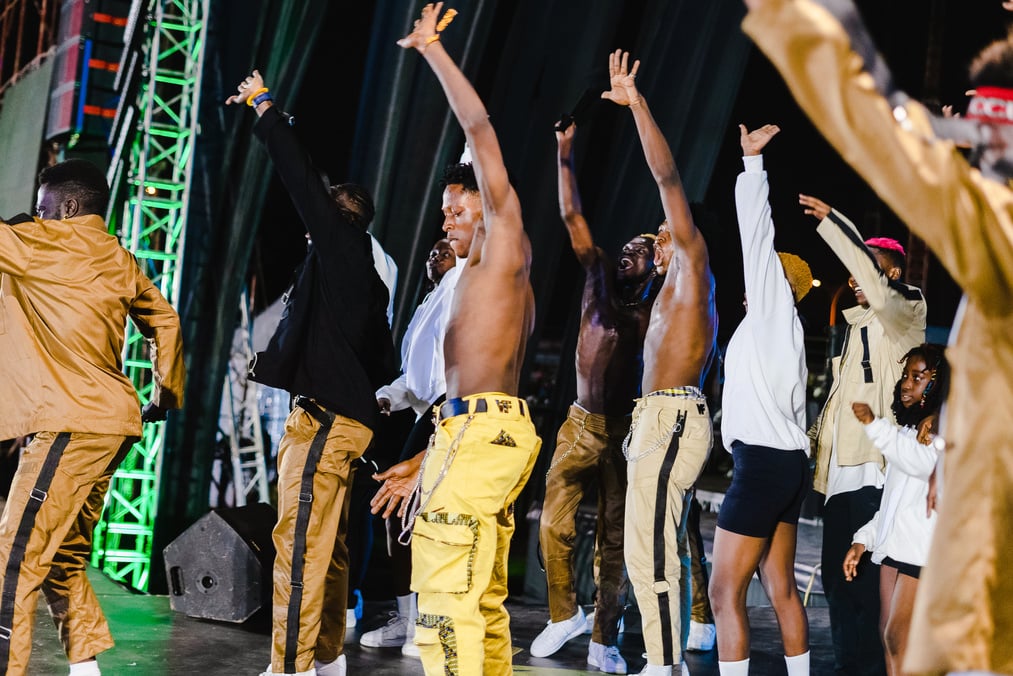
[411, 512, 479, 594]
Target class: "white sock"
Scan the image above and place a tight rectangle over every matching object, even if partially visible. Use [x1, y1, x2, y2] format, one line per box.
[69, 660, 101, 676]
[400, 592, 418, 639]
[785, 650, 809, 676]
[396, 593, 413, 618]
[718, 657, 749, 676]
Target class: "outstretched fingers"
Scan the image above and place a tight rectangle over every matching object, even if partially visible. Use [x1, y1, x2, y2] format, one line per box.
[397, 1, 443, 49]
[798, 193, 830, 220]
[225, 69, 264, 106]
[740, 123, 780, 155]
[602, 49, 640, 105]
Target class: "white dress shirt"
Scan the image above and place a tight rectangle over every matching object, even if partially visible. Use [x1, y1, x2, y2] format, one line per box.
[375, 256, 464, 418]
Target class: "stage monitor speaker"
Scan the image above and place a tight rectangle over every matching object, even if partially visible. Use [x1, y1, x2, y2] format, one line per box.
[163, 502, 277, 623]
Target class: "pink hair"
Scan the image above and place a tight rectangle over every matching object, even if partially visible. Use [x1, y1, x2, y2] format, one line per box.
[864, 237, 906, 257]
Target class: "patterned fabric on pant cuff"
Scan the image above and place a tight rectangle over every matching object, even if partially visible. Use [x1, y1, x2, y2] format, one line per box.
[410, 393, 542, 676]
[540, 403, 629, 645]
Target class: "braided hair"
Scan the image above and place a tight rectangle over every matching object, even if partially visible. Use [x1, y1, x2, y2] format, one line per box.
[891, 343, 950, 428]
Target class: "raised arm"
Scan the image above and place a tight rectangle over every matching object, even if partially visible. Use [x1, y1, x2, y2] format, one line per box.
[801, 196, 925, 339]
[742, 0, 1013, 312]
[398, 3, 516, 223]
[555, 123, 596, 267]
[735, 124, 793, 318]
[602, 50, 701, 253]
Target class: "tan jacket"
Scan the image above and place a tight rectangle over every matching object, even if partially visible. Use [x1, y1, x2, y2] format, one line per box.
[0, 213, 184, 439]
[812, 210, 926, 494]
[745, 2, 1013, 672]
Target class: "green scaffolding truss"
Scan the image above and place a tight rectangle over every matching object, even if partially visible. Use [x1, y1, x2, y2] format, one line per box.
[89, 0, 209, 592]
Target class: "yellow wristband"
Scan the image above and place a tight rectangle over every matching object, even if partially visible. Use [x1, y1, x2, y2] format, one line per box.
[425, 34, 440, 45]
[246, 87, 269, 107]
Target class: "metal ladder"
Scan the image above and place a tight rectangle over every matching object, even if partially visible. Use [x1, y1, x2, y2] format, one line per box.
[219, 289, 270, 506]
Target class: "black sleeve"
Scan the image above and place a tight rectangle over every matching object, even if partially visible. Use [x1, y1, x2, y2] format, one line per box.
[253, 106, 361, 258]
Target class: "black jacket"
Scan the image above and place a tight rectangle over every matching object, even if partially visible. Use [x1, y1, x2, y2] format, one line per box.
[248, 106, 398, 430]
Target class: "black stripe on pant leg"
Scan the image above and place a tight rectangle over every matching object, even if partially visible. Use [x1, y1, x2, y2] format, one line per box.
[103, 437, 138, 475]
[0, 433, 71, 673]
[284, 418, 333, 673]
[652, 411, 687, 666]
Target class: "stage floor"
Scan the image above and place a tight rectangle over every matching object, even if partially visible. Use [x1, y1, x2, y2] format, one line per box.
[27, 510, 835, 675]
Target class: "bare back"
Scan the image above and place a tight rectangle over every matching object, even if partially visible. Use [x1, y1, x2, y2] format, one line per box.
[444, 202, 535, 398]
[642, 249, 717, 394]
[575, 251, 653, 414]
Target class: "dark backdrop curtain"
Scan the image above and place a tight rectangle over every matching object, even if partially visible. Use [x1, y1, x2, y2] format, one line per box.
[152, 0, 749, 593]
[351, 0, 751, 487]
[151, 0, 333, 593]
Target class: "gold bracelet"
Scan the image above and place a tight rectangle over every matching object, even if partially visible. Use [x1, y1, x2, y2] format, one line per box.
[425, 34, 440, 45]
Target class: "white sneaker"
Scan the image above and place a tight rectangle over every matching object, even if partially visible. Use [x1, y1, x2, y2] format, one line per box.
[587, 640, 628, 674]
[314, 654, 346, 676]
[637, 664, 672, 675]
[359, 611, 409, 647]
[401, 619, 420, 657]
[259, 666, 317, 676]
[686, 621, 716, 651]
[401, 637, 421, 658]
[530, 607, 587, 657]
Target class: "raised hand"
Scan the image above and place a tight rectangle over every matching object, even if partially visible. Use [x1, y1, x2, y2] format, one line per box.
[396, 2, 442, 51]
[799, 193, 832, 220]
[601, 49, 641, 108]
[851, 401, 874, 424]
[225, 69, 265, 106]
[917, 413, 939, 444]
[740, 123, 780, 156]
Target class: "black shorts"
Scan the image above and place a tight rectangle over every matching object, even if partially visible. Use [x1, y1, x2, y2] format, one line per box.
[717, 441, 810, 538]
[881, 556, 921, 579]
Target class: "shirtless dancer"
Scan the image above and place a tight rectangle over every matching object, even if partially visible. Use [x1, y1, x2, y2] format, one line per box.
[379, 4, 541, 674]
[529, 121, 662, 673]
[602, 49, 718, 676]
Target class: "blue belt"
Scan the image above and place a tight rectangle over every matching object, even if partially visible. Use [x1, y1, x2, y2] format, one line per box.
[439, 396, 527, 419]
